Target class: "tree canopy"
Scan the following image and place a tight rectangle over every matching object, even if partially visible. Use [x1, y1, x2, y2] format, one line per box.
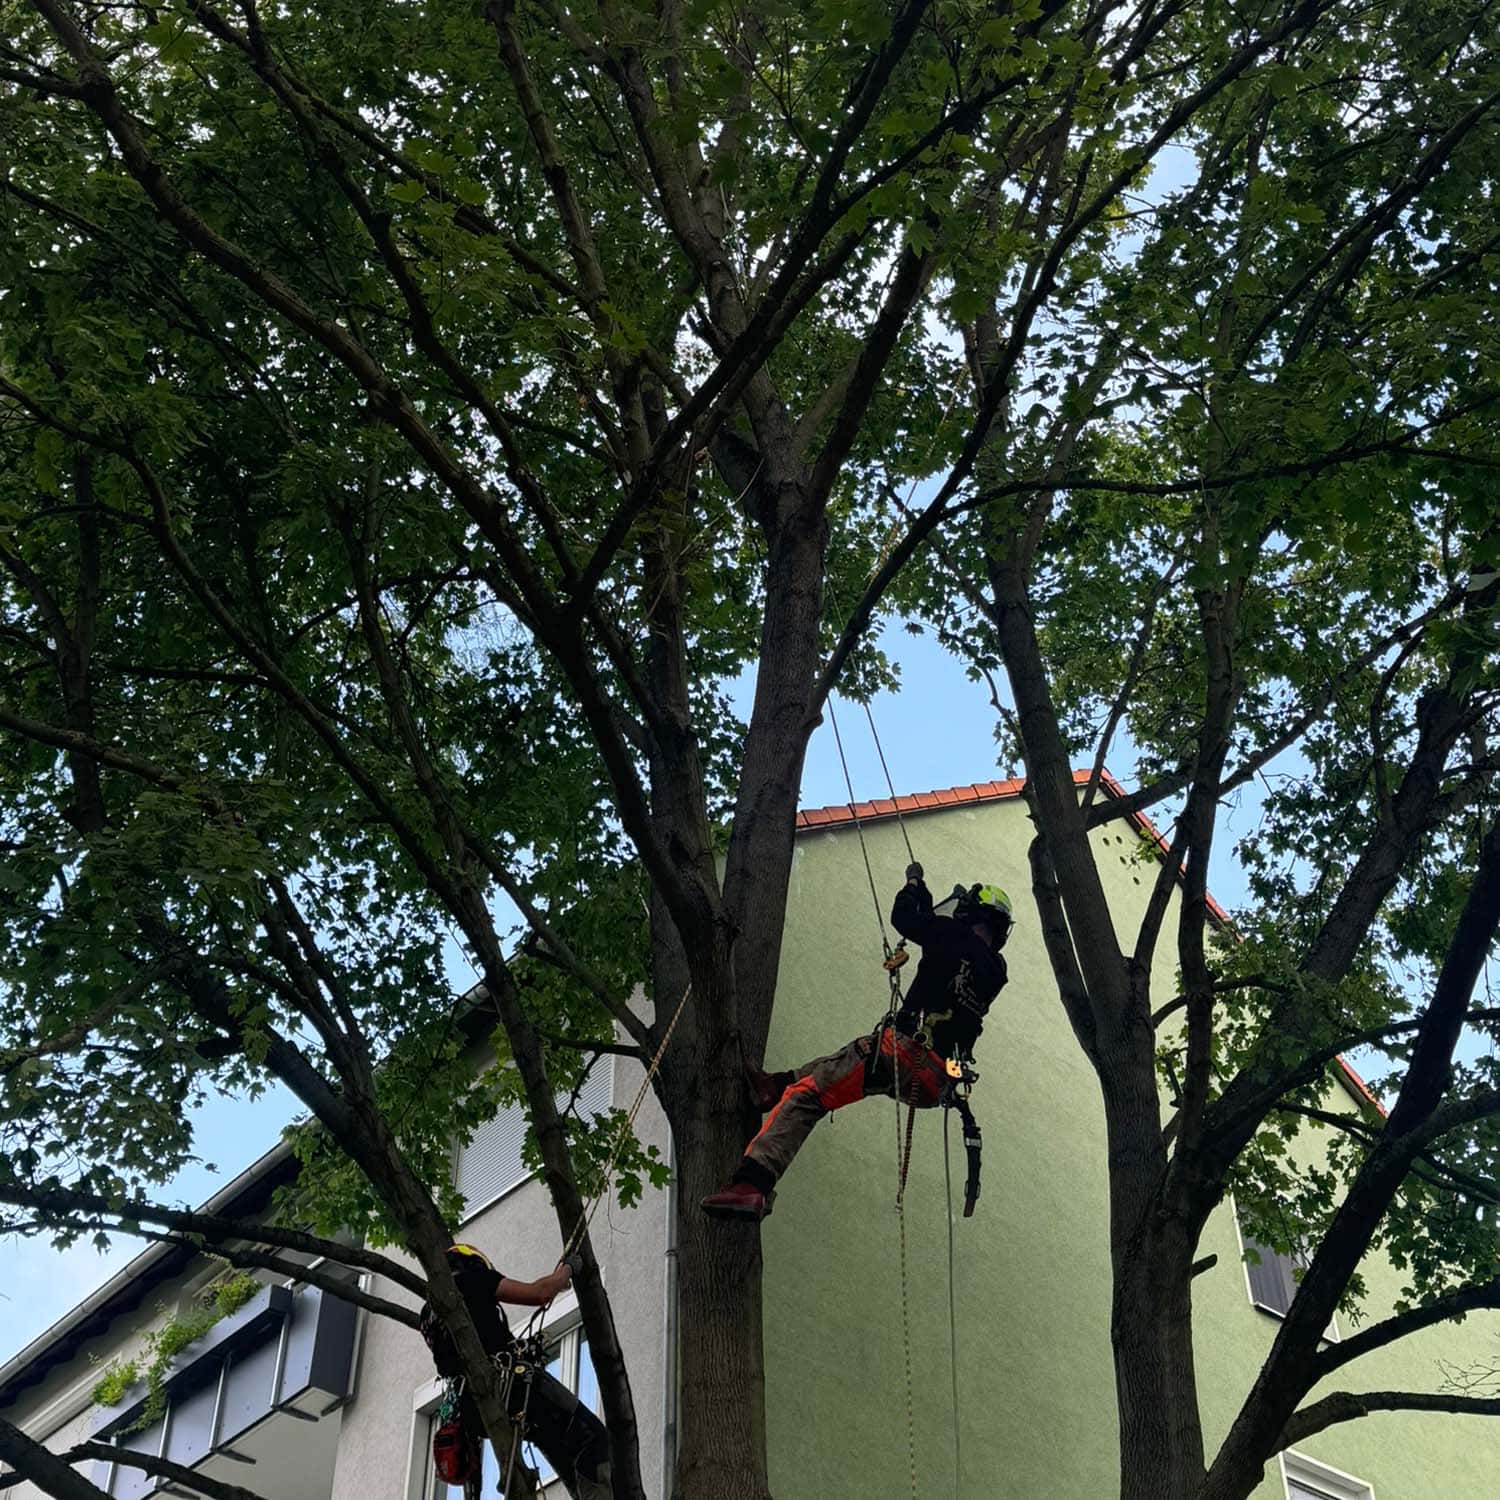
[1, 0, 1497, 1497]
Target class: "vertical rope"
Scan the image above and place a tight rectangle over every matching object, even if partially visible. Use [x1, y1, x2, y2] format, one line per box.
[828, 695, 891, 951]
[862, 698, 916, 867]
[944, 1106, 961, 1499]
[827, 686, 921, 1496]
[896, 1063, 923, 1500]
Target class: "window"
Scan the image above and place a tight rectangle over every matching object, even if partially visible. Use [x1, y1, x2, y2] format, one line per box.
[1281, 1450, 1375, 1500]
[423, 1332, 597, 1494]
[1241, 1228, 1299, 1317]
[1233, 1208, 1338, 1339]
[454, 1064, 612, 1220]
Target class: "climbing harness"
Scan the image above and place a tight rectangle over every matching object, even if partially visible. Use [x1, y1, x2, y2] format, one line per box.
[496, 1332, 549, 1497]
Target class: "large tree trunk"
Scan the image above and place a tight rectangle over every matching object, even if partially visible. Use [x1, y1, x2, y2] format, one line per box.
[1101, 1048, 1208, 1500]
[642, 451, 827, 1497]
[658, 968, 771, 1500]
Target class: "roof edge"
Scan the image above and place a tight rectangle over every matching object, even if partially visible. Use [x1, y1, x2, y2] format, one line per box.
[796, 769, 1232, 924]
[0, 1140, 298, 1410]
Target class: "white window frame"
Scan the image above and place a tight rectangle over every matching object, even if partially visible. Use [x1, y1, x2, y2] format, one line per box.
[405, 1291, 587, 1500]
[1281, 1448, 1375, 1500]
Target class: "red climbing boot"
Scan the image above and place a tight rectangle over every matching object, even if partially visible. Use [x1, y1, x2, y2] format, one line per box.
[748, 1067, 793, 1113]
[700, 1182, 770, 1221]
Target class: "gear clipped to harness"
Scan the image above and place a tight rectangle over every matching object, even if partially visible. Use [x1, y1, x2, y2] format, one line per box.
[944, 1082, 984, 1218]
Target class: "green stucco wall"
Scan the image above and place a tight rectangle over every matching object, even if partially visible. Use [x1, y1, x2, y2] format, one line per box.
[760, 797, 1500, 1498]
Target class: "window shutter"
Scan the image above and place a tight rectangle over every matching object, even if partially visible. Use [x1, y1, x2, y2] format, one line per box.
[455, 1062, 614, 1220]
[1242, 1230, 1298, 1316]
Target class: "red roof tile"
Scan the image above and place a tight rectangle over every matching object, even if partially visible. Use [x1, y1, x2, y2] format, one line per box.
[798, 770, 1233, 918]
[1336, 1055, 1386, 1116]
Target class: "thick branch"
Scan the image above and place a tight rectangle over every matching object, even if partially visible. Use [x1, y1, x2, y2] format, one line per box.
[147, 1237, 422, 1328]
[0, 1419, 117, 1500]
[1280, 1390, 1500, 1449]
[1314, 1276, 1500, 1383]
[0, 1181, 428, 1297]
[69, 1442, 280, 1500]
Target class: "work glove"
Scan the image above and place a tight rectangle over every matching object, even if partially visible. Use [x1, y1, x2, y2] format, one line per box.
[905, 862, 924, 883]
[561, 1251, 584, 1280]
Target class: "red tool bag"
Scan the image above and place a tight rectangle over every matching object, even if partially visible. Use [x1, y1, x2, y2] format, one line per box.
[432, 1386, 481, 1486]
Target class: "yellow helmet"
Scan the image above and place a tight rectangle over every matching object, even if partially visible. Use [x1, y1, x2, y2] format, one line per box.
[447, 1242, 493, 1270]
[970, 884, 1012, 919]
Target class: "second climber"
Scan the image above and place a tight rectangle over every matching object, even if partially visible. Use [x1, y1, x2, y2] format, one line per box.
[700, 863, 1011, 1221]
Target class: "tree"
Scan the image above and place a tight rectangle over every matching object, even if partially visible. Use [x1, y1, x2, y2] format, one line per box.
[0, 0, 1495, 1498]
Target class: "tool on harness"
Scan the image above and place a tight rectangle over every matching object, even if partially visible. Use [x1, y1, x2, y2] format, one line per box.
[431, 1381, 481, 1489]
[497, 1332, 548, 1497]
[942, 1077, 983, 1217]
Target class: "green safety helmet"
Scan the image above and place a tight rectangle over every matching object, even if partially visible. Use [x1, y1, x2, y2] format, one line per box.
[959, 883, 1013, 942]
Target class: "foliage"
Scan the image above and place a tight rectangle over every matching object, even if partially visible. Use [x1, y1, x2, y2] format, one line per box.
[0, 0, 1496, 1494]
[89, 1273, 262, 1430]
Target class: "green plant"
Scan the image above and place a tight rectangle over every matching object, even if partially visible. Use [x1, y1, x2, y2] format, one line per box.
[90, 1274, 266, 1426]
[209, 1273, 260, 1321]
[89, 1358, 141, 1409]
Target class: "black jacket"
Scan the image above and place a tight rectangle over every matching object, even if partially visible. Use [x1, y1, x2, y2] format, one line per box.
[890, 879, 1007, 1061]
[420, 1257, 513, 1377]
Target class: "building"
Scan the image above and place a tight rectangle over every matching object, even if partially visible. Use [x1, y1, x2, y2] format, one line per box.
[4, 777, 1498, 1499]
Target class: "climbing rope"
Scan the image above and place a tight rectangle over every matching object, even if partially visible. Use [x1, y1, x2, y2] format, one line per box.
[895, 1064, 922, 1500]
[562, 981, 692, 1260]
[897, 1067, 922, 1203]
[943, 1106, 962, 1499]
[828, 695, 894, 955]
[862, 697, 917, 869]
[828, 685, 937, 1498]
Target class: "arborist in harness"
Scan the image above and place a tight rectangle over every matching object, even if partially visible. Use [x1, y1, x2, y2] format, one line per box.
[419, 1243, 612, 1500]
[701, 865, 1011, 1222]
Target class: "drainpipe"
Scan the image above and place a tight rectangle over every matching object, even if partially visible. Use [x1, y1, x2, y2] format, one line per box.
[659, 1128, 679, 1499]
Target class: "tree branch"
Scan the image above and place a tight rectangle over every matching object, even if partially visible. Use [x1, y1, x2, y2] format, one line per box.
[0, 1180, 429, 1297]
[70, 1441, 283, 1500]
[0, 1418, 119, 1500]
[143, 1236, 422, 1328]
[1280, 1390, 1500, 1450]
[1313, 1276, 1500, 1384]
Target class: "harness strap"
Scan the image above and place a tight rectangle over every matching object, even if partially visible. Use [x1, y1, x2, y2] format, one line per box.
[496, 1340, 544, 1497]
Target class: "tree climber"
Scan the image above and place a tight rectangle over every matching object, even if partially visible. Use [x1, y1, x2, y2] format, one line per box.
[420, 1242, 612, 1500]
[701, 866, 1012, 1222]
